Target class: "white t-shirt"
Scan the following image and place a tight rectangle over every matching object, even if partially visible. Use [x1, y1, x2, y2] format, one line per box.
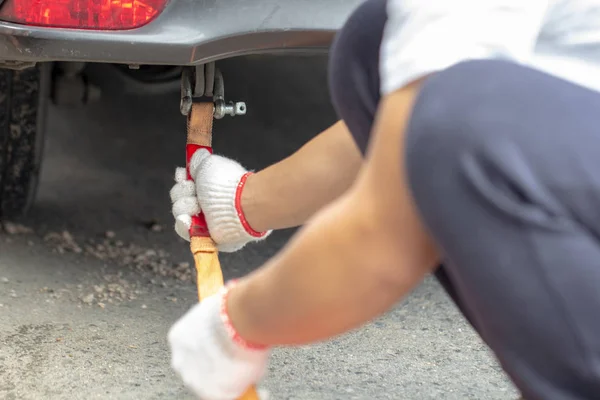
[380, 0, 600, 95]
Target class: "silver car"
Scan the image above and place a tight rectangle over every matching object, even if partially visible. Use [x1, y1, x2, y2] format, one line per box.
[0, 0, 362, 217]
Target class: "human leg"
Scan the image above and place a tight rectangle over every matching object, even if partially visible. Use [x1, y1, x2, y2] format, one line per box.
[406, 59, 600, 399]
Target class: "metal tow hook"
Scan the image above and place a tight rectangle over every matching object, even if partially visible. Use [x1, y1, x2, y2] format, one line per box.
[212, 68, 246, 119]
[180, 64, 246, 119]
[180, 67, 194, 116]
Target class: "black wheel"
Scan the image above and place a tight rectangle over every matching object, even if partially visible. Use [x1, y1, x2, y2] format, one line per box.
[0, 63, 50, 218]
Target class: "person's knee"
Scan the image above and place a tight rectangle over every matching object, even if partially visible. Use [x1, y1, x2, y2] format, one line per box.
[405, 59, 524, 203]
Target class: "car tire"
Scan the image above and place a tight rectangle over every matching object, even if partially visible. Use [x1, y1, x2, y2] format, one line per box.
[0, 63, 51, 218]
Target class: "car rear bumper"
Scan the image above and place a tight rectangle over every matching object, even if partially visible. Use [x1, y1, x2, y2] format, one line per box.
[0, 0, 362, 66]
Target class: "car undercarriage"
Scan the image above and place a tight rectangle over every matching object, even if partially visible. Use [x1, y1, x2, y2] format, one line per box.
[0, 0, 362, 219]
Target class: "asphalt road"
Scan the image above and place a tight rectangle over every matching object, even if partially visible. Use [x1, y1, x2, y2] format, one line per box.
[0, 56, 518, 400]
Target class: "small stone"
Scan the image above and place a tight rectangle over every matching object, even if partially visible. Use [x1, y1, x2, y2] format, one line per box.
[145, 249, 157, 257]
[105, 231, 116, 239]
[141, 220, 163, 232]
[45, 231, 82, 254]
[97, 303, 106, 309]
[1, 277, 8, 283]
[81, 293, 95, 304]
[3, 222, 33, 235]
[141, 304, 147, 309]
[150, 223, 163, 232]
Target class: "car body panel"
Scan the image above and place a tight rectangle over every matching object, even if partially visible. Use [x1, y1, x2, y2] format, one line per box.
[0, 0, 363, 66]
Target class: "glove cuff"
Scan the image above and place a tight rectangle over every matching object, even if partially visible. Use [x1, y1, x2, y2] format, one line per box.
[235, 172, 270, 239]
[220, 280, 269, 352]
[202, 169, 272, 251]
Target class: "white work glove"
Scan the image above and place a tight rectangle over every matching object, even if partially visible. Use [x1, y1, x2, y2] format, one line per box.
[170, 149, 271, 252]
[168, 284, 270, 400]
[171, 167, 201, 241]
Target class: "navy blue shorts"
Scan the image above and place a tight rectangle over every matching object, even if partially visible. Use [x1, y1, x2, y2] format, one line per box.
[328, 1, 600, 399]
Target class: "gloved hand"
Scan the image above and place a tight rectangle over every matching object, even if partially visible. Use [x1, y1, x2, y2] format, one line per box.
[168, 283, 271, 400]
[171, 167, 201, 242]
[170, 149, 272, 252]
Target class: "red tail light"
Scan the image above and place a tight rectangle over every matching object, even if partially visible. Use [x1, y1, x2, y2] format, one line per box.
[0, 0, 168, 30]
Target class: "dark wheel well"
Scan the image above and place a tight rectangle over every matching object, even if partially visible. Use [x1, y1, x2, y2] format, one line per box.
[0, 63, 51, 219]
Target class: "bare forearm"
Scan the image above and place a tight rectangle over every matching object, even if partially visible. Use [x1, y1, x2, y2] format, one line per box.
[229, 191, 406, 345]
[229, 186, 437, 346]
[241, 120, 362, 232]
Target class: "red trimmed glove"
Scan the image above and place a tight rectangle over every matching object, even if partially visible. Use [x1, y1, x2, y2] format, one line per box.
[168, 282, 271, 400]
[170, 149, 272, 252]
